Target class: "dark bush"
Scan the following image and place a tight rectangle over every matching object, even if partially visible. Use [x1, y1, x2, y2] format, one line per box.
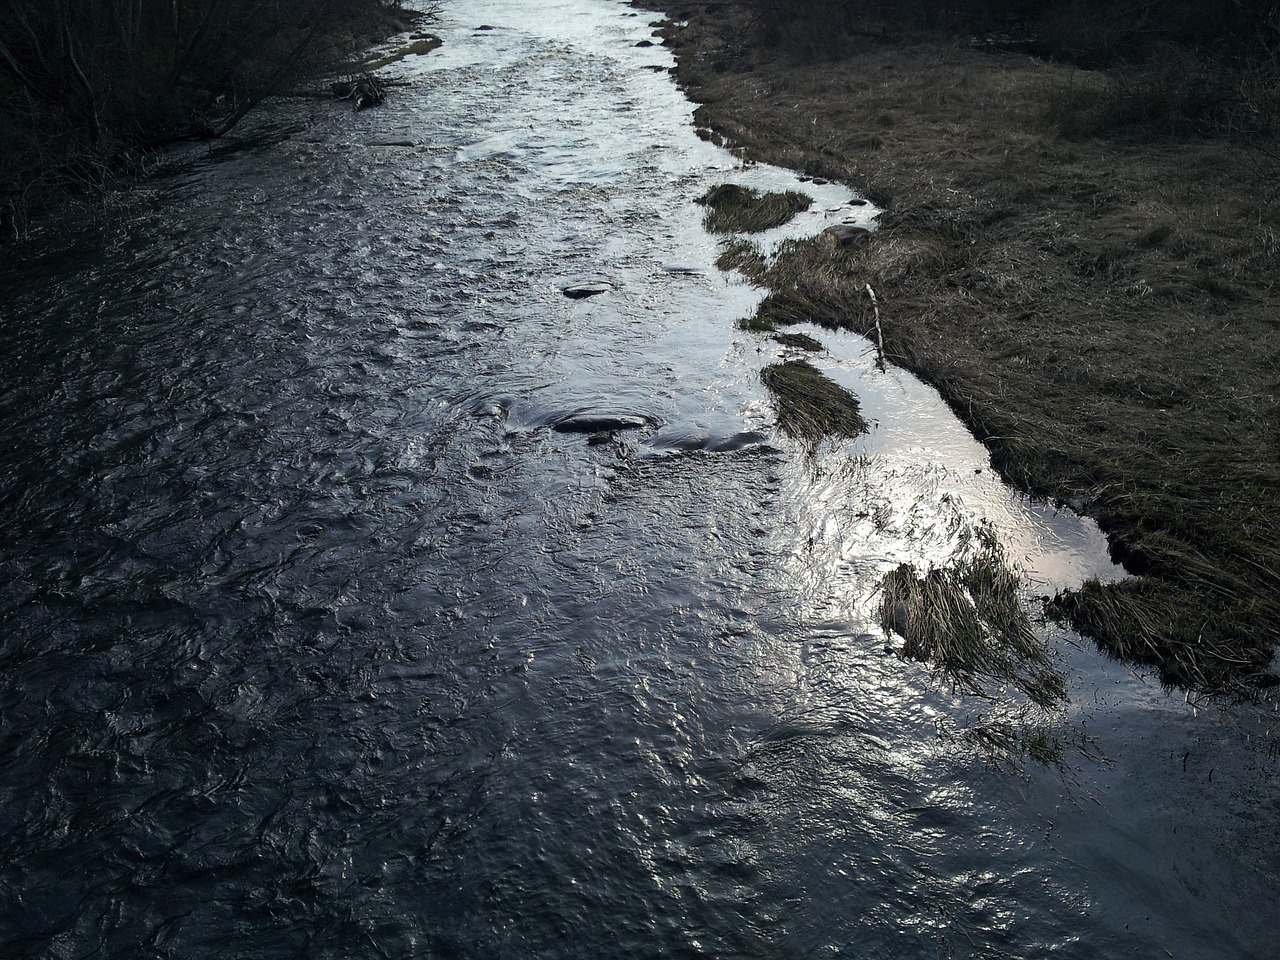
[0, 0, 425, 224]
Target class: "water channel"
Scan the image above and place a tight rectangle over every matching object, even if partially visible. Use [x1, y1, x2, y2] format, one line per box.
[2, 1, 1278, 957]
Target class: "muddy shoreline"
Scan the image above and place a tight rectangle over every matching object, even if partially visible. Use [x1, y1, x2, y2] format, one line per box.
[645, 3, 1279, 692]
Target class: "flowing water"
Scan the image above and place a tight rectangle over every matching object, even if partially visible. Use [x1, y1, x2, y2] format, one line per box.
[2, 2, 1278, 958]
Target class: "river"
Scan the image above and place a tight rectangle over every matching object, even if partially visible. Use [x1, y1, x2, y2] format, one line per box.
[1, 1, 1277, 957]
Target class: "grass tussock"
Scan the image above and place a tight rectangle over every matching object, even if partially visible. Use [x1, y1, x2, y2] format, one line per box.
[1044, 48, 1280, 144]
[656, 3, 1280, 694]
[760, 359, 866, 448]
[1048, 577, 1279, 694]
[878, 528, 1067, 711]
[699, 183, 813, 233]
[735, 237, 872, 333]
[771, 332, 824, 352]
[715, 238, 767, 277]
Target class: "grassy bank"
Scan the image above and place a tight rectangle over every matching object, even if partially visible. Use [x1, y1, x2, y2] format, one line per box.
[646, 2, 1280, 693]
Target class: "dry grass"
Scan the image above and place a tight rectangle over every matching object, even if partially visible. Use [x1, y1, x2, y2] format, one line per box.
[760, 358, 866, 448]
[656, 6, 1280, 693]
[770, 331, 823, 352]
[698, 183, 813, 233]
[341, 35, 442, 72]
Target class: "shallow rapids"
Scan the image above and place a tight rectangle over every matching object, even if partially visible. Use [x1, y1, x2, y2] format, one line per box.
[1, 2, 1277, 958]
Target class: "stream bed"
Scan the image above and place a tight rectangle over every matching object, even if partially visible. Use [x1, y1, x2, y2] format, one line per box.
[1, 2, 1277, 957]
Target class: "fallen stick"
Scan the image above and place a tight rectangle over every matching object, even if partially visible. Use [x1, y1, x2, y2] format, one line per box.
[866, 282, 885, 371]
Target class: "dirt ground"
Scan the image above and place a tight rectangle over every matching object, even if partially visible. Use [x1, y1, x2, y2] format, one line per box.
[645, 3, 1280, 693]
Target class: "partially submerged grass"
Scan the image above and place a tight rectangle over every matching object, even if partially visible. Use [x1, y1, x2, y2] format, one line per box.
[658, 6, 1280, 694]
[878, 528, 1067, 710]
[956, 714, 1098, 772]
[771, 332, 823, 352]
[715, 238, 767, 277]
[699, 183, 813, 233]
[760, 359, 866, 448]
[1048, 577, 1278, 693]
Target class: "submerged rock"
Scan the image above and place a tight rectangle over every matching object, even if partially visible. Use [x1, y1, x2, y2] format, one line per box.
[824, 223, 872, 246]
[561, 281, 612, 299]
[552, 412, 651, 434]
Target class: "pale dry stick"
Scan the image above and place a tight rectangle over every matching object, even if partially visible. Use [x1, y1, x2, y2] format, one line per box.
[865, 282, 885, 371]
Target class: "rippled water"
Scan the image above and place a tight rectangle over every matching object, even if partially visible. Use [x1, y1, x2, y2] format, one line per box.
[2, 2, 1278, 958]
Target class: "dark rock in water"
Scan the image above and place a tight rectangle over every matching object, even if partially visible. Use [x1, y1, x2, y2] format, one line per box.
[476, 24, 495, 31]
[824, 223, 872, 246]
[849, 198, 869, 206]
[552, 413, 651, 434]
[636, 40, 655, 47]
[586, 431, 614, 446]
[561, 281, 612, 299]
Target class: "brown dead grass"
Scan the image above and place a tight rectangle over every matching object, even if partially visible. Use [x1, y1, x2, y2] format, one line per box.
[651, 4, 1280, 693]
[879, 527, 1067, 710]
[761, 358, 866, 449]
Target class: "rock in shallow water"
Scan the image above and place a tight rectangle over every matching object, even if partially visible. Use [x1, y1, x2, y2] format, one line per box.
[561, 281, 613, 299]
[552, 412, 651, 434]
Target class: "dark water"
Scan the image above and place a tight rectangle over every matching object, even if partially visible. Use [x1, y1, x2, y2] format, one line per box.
[2, 2, 1277, 958]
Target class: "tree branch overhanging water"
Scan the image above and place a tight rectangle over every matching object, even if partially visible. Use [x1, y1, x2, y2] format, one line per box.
[0, 0, 438, 234]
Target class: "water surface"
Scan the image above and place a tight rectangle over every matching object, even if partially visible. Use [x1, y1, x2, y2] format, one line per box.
[1, 2, 1277, 958]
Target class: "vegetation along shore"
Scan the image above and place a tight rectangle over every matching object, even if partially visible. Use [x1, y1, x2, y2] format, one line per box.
[645, 0, 1280, 694]
[0, 0, 436, 235]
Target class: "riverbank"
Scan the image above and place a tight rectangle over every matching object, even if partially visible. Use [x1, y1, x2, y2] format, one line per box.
[0, 1, 431, 238]
[647, 3, 1280, 693]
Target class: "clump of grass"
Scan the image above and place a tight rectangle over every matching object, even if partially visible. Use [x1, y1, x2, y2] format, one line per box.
[737, 314, 778, 333]
[771, 332, 824, 351]
[715, 238, 767, 278]
[760, 359, 866, 447]
[730, 237, 872, 335]
[749, 283, 861, 332]
[878, 528, 1066, 710]
[1048, 576, 1278, 694]
[754, 287, 821, 327]
[699, 183, 813, 233]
